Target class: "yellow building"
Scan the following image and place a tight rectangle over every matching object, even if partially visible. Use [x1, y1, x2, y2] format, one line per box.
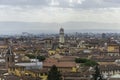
[25, 69, 48, 80]
[48, 50, 56, 55]
[107, 44, 119, 52]
[8, 62, 45, 79]
[8, 66, 48, 80]
[48, 48, 66, 55]
[8, 66, 25, 77]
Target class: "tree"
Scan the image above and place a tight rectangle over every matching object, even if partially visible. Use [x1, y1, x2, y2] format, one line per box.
[37, 56, 45, 61]
[75, 58, 88, 63]
[93, 65, 103, 80]
[84, 60, 98, 67]
[47, 65, 62, 80]
[25, 54, 35, 59]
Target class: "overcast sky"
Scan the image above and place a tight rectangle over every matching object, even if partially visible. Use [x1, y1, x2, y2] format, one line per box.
[0, 0, 120, 34]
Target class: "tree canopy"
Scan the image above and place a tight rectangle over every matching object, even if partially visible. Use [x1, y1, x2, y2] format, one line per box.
[25, 54, 46, 61]
[75, 58, 98, 67]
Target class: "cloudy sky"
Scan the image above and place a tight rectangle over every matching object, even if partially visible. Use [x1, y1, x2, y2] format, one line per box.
[0, 0, 120, 34]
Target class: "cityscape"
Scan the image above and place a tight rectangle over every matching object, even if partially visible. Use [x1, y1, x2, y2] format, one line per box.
[0, 28, 119, 80]
[0, 0, 120, 80]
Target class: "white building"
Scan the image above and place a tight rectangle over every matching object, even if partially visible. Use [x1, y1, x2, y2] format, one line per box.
[15, 62, 43, 69]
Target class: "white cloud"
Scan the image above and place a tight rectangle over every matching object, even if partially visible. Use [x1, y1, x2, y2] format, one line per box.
[49, 0, 59, 6]
[0, 5, 120, 24]
[0, 0, 120, 34]
[77, 0, 85, 4]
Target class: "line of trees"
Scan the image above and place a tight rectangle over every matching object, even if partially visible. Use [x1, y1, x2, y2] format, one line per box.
[75, 58, 98, 66]
[75, 58, 104, 80]
[25, 54, 46, 61]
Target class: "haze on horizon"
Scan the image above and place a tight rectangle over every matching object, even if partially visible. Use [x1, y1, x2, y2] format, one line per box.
[0, 0, 120, 34]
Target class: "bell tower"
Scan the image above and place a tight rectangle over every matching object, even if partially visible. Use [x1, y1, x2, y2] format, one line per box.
[59, 27, 65, 43]
[5, 46, 15, 69]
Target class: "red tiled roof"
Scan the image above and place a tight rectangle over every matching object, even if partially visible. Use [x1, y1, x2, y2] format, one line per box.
[44, 58, 58, 63]
[43, 62, 76, 68]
